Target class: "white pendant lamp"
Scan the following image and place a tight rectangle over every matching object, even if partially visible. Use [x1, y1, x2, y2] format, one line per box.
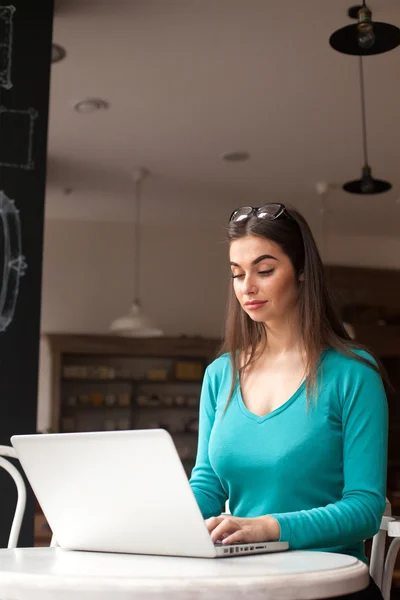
[344, 322, 356, 340]
[110, 168, 163, 338]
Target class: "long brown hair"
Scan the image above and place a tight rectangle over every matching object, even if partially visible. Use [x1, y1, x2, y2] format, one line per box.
[220, 204, 387, 408]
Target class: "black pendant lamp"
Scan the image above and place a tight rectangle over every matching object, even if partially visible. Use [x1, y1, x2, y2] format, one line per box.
[329, 3, 400, 56]
[342, 56, 391, 195]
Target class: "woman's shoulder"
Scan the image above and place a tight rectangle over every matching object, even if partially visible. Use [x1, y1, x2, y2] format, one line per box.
[324, 346, 377, 367]
[323, 346, 381, 384]
[206, 352, 231, 375]
[204, 353, 232, 386]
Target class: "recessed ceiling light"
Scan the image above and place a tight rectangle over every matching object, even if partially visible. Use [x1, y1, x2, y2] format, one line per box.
[221, 151, 250, 162]
[51, 43, 66, 63]
[73, 98, 109, 114]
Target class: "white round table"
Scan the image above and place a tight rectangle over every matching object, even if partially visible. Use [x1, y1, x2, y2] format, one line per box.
[0, 547, 369, 600]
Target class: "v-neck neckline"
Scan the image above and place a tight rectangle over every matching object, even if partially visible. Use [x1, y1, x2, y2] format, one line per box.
[235, 347, 330, 424]
[236, 378, 306, 423]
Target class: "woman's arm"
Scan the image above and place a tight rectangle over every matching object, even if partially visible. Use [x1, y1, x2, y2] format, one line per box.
[268, 360, 388, 549]
[189, 369, 228, 519]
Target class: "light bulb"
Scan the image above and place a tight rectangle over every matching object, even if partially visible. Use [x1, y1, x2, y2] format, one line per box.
[360, 166, 375, 193]
[360, 177, 374, 193]
[357, 23, 375, 49]
[357, 7, 375, 50]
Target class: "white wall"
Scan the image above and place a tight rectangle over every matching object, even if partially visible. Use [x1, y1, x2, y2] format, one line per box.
[319, 234, 400, 271]
[37, 218, 400, 432]
[41, 219, 229, 338]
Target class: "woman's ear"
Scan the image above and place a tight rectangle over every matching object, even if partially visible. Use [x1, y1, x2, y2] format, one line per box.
[298, 271, 305, 282]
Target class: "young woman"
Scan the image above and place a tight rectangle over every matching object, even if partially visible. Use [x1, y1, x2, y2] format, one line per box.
[189, 203, 388, 600]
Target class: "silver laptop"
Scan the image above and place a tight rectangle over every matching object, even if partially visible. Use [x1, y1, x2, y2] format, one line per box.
[11, 429, 288, 558]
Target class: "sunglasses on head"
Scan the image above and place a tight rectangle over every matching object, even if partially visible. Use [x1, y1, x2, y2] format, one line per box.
[229, 203, 295, 223]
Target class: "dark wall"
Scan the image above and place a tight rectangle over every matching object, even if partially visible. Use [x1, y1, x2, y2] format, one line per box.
[0, 1, 54, 547]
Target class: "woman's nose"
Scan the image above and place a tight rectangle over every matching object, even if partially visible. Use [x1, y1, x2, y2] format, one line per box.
[243, 275, 258, 295]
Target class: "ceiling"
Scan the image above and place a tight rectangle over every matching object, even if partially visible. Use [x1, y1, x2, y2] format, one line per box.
[47, 0, 400, 236]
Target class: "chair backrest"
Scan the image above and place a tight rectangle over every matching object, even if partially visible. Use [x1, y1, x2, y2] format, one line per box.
[370, 498, 399, 600]
[0, 445, 27, 548]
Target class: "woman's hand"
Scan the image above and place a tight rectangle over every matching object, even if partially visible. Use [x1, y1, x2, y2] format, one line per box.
[205, 515, 281, 545]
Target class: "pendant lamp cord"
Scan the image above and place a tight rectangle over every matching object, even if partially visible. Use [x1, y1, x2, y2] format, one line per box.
[358, 56, 369, 166]
[133, 177, 142, 305]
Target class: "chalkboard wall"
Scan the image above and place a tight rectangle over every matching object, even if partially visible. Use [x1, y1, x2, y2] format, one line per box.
[0, 0, 54, 547]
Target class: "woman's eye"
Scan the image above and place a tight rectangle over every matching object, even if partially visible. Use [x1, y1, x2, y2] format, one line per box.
[231, 269, 274, 279]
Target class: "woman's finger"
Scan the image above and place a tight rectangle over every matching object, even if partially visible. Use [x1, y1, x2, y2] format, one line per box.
[205, 516, 224, 533]
[210, 519, 239, 543]
[222, 528, 247, 545]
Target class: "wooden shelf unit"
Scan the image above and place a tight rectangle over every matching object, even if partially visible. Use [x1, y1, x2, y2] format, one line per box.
[45, 335, 219, 431]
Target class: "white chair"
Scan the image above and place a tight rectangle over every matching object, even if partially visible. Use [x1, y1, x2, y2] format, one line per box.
[0, 445, 27, 548]
[370, 497, 400, 600]
[0, 445, 58, 549]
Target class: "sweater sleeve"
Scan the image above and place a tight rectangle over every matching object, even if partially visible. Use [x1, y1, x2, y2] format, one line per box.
[269, 359, 388, 549]
[189, 369, 228, 519]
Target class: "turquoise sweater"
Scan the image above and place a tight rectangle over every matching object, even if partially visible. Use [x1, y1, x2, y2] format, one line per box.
[189, 348, 388, 563]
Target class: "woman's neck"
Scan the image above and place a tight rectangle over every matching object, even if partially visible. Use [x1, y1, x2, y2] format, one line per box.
[260, 312, 304, 360]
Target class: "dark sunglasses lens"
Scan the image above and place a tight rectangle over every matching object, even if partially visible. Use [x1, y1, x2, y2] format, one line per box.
[230, 206, 253, 222]
[256, 203, 282, 219]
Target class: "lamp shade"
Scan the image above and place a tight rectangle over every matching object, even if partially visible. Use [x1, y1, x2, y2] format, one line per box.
[343, 165, 392, 194]
[109, 301, 163, 338]
[343, 177, 392, 194]
[329, 21, 400, 56]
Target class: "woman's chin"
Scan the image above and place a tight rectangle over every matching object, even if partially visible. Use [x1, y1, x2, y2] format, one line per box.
[245, 309, 268, 322]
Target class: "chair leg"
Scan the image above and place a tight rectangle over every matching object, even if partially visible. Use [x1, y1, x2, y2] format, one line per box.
[371, 529, 387, 590]
[382, 538, 400, 600]
[0, 457, 27, 549]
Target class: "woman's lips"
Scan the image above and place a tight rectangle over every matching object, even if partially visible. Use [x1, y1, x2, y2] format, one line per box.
[245, 301, 267, 310]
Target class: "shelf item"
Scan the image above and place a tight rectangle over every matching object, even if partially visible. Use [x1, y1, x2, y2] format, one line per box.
[90, 392, 104, 406]
[63, 359, 204, 384]
[105, 393, 117, 407]
[175, 361, 204, 381]
[63, 404, 131, 414]
[78, 394, 90, 406]
[117, 392, 130, 407]
[134, 393, 199, 409]
[62, 376, 203, 385]
[63, 365, 116, 379]
[146, 368, 168, 381]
